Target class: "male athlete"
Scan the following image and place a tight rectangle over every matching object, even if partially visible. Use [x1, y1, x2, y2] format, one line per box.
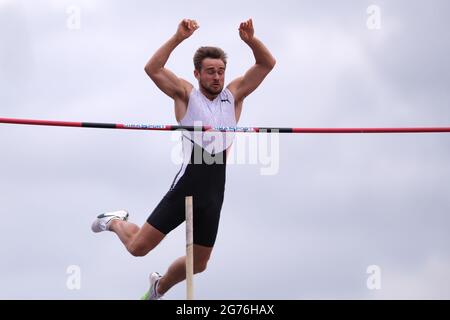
[91, 18, 275, 299]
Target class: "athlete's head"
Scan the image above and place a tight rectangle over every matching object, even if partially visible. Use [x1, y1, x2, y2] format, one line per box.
[193, 46, 227, 97]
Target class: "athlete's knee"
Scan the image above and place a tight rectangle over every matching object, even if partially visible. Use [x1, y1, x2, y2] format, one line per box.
[194, 259, 209, 274]
[128, 246, 148, 257]
[127, 241, 152, 257]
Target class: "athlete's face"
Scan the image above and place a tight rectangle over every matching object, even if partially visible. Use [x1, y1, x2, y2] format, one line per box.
[195, 58, 225, 98]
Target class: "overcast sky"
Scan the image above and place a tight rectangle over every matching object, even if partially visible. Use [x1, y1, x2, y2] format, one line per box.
[1, 0, 450, 300]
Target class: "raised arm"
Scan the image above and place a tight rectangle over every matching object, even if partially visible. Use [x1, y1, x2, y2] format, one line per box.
[227, 19, 276, 103]
[144, 19, 199, 101]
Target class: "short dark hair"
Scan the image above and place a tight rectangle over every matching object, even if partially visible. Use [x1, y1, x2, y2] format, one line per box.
[193, 46, 227, 71]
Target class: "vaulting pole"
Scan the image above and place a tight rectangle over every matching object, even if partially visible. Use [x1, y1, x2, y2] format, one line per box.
[185, 196, 194, 300]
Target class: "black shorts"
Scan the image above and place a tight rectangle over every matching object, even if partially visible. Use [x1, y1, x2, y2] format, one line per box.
[147, 144, 226, 247]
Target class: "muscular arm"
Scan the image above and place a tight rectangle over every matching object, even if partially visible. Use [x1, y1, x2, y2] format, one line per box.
[227, 19, 276, 103]
[144, 19, 199, 102]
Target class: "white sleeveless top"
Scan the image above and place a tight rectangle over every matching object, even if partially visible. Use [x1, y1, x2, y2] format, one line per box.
[180, 87, 237, 154]
[171, 88, 236, 188]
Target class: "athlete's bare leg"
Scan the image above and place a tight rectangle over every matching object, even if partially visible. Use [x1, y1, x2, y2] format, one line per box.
[109, 220, 165, 256]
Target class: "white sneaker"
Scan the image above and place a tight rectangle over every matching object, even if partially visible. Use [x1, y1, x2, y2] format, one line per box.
[91, 210, 129, 233]
[141, 272, 163, 300]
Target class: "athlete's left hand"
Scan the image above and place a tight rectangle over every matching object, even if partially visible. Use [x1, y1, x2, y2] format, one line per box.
[239, 18, 254, 43]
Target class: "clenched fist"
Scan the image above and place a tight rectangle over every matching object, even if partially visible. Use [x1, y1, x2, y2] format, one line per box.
[176, 19, 200, 41]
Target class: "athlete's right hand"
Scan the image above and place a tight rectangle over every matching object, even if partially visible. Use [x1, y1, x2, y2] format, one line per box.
[176, 19, 199, 41]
